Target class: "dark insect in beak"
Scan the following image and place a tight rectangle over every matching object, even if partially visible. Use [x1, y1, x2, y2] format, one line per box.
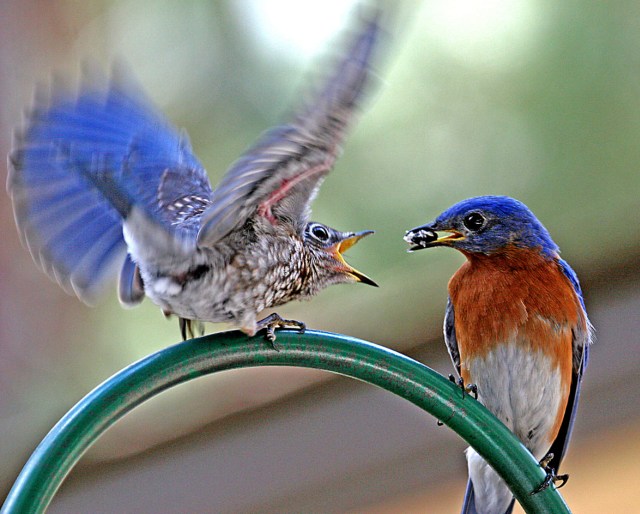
[404, 228, 438, 251]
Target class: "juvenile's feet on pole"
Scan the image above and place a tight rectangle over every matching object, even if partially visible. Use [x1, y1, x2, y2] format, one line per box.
[256, 313, 306, 350]
[179, 318, 204, 340]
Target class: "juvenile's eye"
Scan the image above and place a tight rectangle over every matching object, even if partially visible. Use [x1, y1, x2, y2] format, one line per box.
[463, 212, 486, 231]
[309, 223, 330, 242]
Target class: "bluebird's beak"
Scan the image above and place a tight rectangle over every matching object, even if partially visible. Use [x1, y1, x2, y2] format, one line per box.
[331, 230, 378, 286]
[404, 224, 463, 251]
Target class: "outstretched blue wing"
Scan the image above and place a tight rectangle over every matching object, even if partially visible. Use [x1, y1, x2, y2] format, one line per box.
[8, 70, 211, 303]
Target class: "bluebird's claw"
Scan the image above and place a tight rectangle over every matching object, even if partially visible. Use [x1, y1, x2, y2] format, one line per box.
[256, 313, 306, 350]
[449, 374, 478, 399]
[437, 374, 477, 427]
[532, 453, 569, 494]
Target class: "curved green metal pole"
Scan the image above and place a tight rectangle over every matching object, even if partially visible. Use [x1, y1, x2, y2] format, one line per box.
[1, 330, 570, 514]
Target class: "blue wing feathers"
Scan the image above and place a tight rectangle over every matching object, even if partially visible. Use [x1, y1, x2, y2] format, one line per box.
[557, 258, 586, 309]
[9, 12, 379, 298]
[546, 258, 592, 481]
[443, 297, 461, 375]
[8, 73, 209, 302]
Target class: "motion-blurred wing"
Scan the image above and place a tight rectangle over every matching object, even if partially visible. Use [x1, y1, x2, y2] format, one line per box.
[197, 10, 381, 247]
[8, 69, 211, 303]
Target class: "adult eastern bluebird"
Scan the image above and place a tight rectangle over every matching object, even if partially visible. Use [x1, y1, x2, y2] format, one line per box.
[404, 196, 593, 514]
[7, 12, 381, 341]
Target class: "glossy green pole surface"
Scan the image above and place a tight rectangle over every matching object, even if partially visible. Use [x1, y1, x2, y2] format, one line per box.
[1, 330, 570, 513]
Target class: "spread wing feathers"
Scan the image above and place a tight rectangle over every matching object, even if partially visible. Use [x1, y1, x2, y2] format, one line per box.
[7, 69, 211, 303]
[547, 258, 594, 472]
[444, 297, 461, 376]
[197, 10, 381, 247]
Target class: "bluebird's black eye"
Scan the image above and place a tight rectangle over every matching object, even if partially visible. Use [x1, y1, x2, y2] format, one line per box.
[309, 223, 330, 242]
[463, 212, 486, 231]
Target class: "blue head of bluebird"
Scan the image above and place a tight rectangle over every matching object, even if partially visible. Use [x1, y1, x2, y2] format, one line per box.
[404, 195, 559, 257]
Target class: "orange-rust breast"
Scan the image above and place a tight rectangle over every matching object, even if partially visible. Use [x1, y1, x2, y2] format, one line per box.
[449, 247, 579, 442]
[449, 248, 578, 371]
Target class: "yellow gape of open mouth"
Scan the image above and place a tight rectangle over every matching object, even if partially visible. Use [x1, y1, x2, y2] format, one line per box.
[330, 231, 378, 287]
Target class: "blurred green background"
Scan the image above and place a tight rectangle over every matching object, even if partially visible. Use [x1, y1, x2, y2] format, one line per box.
[1, 1, 639, 512]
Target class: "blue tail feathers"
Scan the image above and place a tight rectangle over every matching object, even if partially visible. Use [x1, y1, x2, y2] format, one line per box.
[461, 480, 515, 514]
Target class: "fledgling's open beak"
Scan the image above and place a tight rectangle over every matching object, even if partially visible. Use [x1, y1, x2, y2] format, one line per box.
[404, 224, 464, 251]
[330, 230, 378, 286]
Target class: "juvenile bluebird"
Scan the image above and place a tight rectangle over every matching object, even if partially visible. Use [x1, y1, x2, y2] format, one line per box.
[7, 13, 380, 341]
[404, 196, 592, 514]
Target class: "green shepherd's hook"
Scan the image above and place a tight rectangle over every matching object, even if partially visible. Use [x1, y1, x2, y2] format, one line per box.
[1, 330, 570, 513]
